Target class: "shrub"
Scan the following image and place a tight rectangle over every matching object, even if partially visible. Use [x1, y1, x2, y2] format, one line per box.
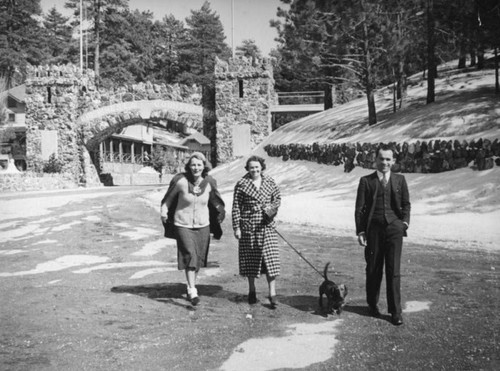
[43, 153, 64, 173]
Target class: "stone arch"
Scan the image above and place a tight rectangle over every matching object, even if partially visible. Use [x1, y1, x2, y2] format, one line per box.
[25, 64, 205, 186]
[78, 100, 203, 149]
[76, 100, 203, 185]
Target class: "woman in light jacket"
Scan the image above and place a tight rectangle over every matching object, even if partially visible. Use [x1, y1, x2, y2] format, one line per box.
[232, 155, 281, 308]
[161, 152, 225, 306]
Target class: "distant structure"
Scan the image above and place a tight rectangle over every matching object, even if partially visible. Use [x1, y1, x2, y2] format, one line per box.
[24, 64, 204, 186]
[214, 56, 277, 163]
[0, 84, 27, 171]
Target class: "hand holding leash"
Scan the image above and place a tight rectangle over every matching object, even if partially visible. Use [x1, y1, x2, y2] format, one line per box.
[358, 232, 367, 246]
[234, 228, 241, 240]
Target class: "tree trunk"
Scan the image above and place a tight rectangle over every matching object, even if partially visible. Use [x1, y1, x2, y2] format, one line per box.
[360, 3, 377, 125]
[470, 49, 477, 67]
[477, 47, 484, 70]
[426, 0, 435, 104]
[457, 56, 466, 69]
[393, 79, 397, 113]
[366, 89, 377, 126]
[495, 47, 499, 94]
[458, 20, 467, 69]
[396, 60, 405, 105]
[324, 84, 333, 110]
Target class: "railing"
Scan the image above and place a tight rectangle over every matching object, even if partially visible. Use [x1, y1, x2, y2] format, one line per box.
[276, 91, 325, 105]
[101, 151, 147, 164]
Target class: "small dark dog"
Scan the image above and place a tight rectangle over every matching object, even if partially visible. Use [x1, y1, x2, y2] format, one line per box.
[319, 262, 347, 315]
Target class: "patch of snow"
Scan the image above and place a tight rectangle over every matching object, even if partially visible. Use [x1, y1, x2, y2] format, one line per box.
[119, 227, 159, 241]
[72, 260, 168, 274]
[403, 301, 432, 313]
[220, 320, 342, 371]
[0, 255, 109, 277]
[131, 239, 176, 256]
[0, 250, 25, 255]
[129, 266, 177, 279]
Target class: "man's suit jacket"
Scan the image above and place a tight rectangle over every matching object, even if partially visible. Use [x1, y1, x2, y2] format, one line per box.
[355, 172, 411, 236]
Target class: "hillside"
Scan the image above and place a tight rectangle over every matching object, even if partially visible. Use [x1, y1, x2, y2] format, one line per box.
[210, 64, 500, 252]
[269, 67, 499, 145]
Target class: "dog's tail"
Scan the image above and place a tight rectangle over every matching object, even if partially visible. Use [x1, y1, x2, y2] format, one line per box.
[323, 262, 331, 280]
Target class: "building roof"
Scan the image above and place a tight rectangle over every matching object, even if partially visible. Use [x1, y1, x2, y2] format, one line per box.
[181, 131, 210, 145]
[153, 129, 188, 150]
[6, 84, 26, 103]
[154, 137, 188, 150]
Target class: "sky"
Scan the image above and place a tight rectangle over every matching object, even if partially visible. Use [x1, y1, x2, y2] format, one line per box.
[39, 0, 287, 55]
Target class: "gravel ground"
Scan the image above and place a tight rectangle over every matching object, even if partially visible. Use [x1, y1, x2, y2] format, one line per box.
[1, 186, 499, 370]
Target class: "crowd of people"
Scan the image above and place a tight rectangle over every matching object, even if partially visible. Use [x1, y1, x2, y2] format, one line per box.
[264, 138, 500, 173]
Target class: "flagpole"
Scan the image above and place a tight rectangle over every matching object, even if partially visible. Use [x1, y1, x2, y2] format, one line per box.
[231, 0, 235, 58]
[79, 0, 83, 72]
[85, 1, 88, 69]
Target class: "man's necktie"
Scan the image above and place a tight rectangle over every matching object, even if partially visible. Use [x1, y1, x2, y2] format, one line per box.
[382, 174, 388, 188]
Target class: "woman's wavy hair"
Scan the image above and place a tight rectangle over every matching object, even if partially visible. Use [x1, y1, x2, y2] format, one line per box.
[245, 155, 266, 171]
[184, 152, 212, 177]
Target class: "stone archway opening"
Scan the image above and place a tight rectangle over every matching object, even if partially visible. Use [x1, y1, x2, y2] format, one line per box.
[78, 103, 205, 186]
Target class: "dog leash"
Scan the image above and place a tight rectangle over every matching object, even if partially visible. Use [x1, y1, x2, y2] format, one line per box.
[274, 228, 324, 278]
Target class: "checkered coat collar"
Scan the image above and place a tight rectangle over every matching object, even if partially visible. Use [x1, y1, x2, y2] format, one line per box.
[238, 173, 275, 204]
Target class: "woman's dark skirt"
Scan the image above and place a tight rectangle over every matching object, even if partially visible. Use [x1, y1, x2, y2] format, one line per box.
[175, 226, 210, 271]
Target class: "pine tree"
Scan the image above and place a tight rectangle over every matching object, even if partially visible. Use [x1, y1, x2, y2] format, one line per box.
[43, 7, 74, 65]
[236, 39, 262, 60]
[152, 14, 187, 83]
[121, 9, 156, 82]
[178, 1, 231, 86]
[97, 7, 135, 87]
[0, 0, 46, 87]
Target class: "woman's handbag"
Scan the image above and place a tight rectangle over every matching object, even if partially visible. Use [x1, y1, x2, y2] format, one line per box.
[162, 219, 176, 239]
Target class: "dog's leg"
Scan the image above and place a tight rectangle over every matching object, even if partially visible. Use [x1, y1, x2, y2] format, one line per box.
[319, 292, 323, 308]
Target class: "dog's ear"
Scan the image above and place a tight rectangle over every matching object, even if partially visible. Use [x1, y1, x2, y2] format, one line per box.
[339, 284, 347, 297]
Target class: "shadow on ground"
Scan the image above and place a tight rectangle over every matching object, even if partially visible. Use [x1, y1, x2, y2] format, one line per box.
[110, 282, 260, 309]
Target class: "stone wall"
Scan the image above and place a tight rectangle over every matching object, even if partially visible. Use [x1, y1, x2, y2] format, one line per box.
[100, 173, 161, 186]
[264, 138, 500, 173]
[214, 57, 277, 163]
[0, 172, 81, 192]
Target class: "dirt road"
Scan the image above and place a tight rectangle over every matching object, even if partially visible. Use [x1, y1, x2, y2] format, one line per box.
[1, 186, 498, 370]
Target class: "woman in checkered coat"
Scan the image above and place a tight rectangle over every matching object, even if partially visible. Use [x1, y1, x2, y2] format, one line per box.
[232, 156, 281, 308]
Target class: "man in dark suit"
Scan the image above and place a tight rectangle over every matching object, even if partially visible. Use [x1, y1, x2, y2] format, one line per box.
[355, 145, 411, 325]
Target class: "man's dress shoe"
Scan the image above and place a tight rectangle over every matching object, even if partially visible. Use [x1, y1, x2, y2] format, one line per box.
[368, 305, 381, 317]
[392, 313, 403, 326]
